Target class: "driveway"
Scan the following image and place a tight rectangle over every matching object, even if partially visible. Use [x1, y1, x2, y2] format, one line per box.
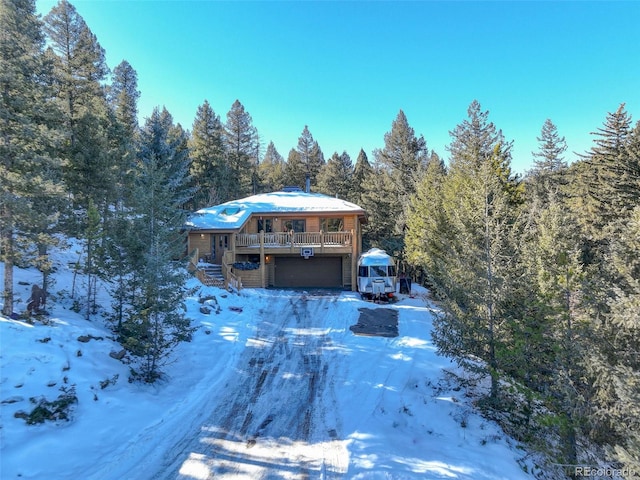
[156, 292, 349, 479]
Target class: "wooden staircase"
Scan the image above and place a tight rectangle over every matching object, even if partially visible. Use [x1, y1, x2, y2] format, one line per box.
[196, 264, 225, 287]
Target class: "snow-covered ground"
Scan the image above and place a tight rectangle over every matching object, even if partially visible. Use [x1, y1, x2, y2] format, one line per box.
[1, 242, 533, 479]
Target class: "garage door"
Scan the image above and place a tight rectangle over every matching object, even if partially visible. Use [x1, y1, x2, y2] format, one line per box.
[274, 256, 342, 288]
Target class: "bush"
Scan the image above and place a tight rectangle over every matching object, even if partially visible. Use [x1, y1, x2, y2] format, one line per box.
[15, 386, 78, 425]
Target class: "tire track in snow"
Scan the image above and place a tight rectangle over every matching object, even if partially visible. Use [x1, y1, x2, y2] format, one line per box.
[155, 292, 348, 480]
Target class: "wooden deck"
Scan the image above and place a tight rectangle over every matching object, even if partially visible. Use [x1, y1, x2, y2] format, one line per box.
[234, 231, 353, 254]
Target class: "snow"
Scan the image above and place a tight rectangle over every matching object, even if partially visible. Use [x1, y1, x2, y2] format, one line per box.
[185, 190, 365, 230]
[358, 248, 394, 266]
[1, 240, 533, 479]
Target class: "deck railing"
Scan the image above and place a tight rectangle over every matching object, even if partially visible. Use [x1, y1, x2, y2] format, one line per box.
[235, 230, 352, 248]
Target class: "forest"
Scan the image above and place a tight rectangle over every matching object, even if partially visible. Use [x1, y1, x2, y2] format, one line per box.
[2, 0, 639, 476]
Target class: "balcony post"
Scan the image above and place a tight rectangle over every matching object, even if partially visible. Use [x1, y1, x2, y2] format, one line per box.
[231, 232, 236, 258]
[320, 229, 325, 253]
[351, 228, 357, 291]
[259, 230, 266, 288]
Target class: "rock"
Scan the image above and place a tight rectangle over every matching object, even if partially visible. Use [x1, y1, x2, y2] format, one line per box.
[2, 396, 24, 404]
[109, 349, 126, 360]
[199, 295, 217, 304]
[14, 411, 29, 421]
[200, 306, 212, 314]
[77, 334, 103, 343]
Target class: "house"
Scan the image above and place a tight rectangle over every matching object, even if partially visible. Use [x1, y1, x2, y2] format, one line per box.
[185, 188, 367, 290]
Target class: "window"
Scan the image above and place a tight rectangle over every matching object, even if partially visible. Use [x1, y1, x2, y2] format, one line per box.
[221, 207, 240, 216]
[258, 218, 273, 233]
[359, 265, 395, 277]
[321, 217, 344, 232]
[370, 265, 387, 277]
[283, 219, 305, 232]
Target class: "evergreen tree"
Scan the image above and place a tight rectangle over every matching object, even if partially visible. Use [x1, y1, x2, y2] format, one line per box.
[350, 148, 373, 204]
[109, 60, 139, 138]
[189, 100, 227, 208]
[283, 149, 306, 189]
[358, 168, 402, 254]
[576, 104, 638, 238]
[43, 0, 109, 114]
[83, 199, 101, 320]
[295, 126, 325, 189]
[373, 110, 431, 255]
[98, 60, 141, 328]
[588, 207, 640, 468]
[524, 194, 586, 464]
[317, 151, 353, 199]
[374, 109, 428, 199]
[405, 155, 447, 290]
[107, 60, 139, 207]
[1, 0, 63, 316]
[432, 102, 523, 400]
[258, 141, 285, 192]
[43, 0, 115, 227]
[223, 99, 258, 200]
[122, 107, 195, 382]
[566, 106, 639, 340]
[528, 119, 568, 207]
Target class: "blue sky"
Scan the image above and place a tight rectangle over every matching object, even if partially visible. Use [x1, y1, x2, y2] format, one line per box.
[37, 0, 640, 174]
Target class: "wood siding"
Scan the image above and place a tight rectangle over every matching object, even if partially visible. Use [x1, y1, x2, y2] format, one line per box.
[189, 234, 211, 259]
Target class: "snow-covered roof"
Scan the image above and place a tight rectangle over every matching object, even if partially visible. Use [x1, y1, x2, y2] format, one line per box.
[358, 248, 394, 266]
[185, 190, 366, 230]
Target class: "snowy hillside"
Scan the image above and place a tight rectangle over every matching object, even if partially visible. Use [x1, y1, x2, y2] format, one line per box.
[1, 243, 535, 479]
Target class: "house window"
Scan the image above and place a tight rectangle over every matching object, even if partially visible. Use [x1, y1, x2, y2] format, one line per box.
[258, 218, 273, 233]
[283, 219, 305, 232]
[321, 217, 344, 232]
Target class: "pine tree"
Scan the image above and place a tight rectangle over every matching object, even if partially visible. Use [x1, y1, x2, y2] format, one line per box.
[43, 0, 114, 228]
[525, 194, 586, 464]
[576, 104, 638, 238]
[96, 60, 141, 328]
[123, 107, 195, 382]
[587, 207, 640, 468]
[283, 149, 306, 189]
[374, 110, 428, 199]
[358, 168, 402, 254]
[109, 60, 139, 137]
[258, 141, 285, 192]
[43, 0, 109, 112]
[317, 151, 353, 199]
[1, 0, 63, 316]
[189, 100, 227, 208]
[433, 102, 523, 400]
[223, 99, 258, 200]
[295, 125, 325, 189]
[107, 60, 139, 207]
[405, 155, 447, 290]
[350, 148, 373, 204]
[83, 199, 101, 320]
[528, 119, 568, 207]
[373, 110, 431, 254]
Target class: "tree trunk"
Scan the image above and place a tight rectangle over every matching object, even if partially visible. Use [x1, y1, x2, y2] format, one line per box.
[2, 226, 14, 317]
[485, 187, 499, 399]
